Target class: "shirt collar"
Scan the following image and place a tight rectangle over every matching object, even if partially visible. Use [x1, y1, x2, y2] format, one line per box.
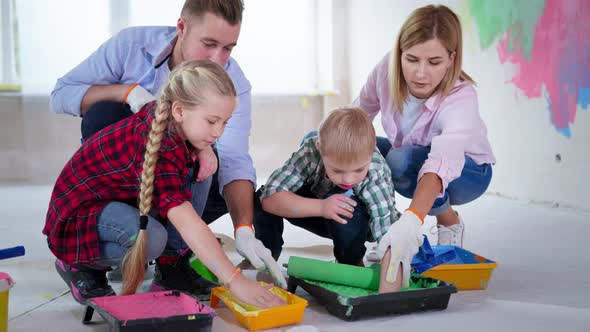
[145, 27, 177, 67]
[424, 79, 469, 111]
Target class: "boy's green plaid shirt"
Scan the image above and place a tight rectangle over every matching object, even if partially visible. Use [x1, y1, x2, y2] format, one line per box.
[261, 136, 400, 241]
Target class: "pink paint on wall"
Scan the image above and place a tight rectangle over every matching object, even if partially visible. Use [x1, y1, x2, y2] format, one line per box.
[496, 0, 590, 137]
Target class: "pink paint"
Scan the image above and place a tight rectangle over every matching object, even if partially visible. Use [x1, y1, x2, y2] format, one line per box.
[91, 291, 215, 321]
[0, 272, 14, 292]
[496, 0, 590, 134]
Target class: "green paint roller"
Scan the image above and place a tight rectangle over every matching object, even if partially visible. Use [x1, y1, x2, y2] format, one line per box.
[287, 256, 381, 290]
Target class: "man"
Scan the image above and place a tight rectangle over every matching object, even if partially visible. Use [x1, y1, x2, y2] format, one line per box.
[50, 0, 286, 295]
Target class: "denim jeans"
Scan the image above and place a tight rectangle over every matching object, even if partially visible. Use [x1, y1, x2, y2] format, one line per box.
[81, 100, 228, 263]
[254, 185, 370, 264]
[376, 137, 492, 216]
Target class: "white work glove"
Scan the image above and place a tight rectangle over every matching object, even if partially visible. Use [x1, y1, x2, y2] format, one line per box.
[375, 209, 424, 287]
[124, 84, 156, 113]
[235, 226, 288, 289]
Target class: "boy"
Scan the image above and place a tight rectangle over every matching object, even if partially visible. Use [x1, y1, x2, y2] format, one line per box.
[254, 108, 424, 292]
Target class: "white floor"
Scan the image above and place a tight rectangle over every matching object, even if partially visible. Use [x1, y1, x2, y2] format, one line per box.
[1, 184, 589, 331]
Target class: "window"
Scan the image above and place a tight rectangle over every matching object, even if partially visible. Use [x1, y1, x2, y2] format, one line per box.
[0, 0, 19, 91]
[11, 0, 333, 95]
[15, 0, 110, 94]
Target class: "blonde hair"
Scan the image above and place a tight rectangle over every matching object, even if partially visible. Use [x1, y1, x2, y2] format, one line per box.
[181, 0, 244, 25]
[121, 59, 236, 295]
[318, 108, 376, 166]
[391, 4, 475, 112]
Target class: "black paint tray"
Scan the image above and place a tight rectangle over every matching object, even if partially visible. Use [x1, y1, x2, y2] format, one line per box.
[287, 274, 457, 321]
[82, 290, 214, 331]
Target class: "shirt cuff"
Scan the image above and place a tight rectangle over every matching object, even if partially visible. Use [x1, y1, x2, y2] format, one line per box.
[418, 157, 453, 197]
[218, 163, 257, 195]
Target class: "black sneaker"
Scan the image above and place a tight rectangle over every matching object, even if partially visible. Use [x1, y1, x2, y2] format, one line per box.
[55, 259, 115, 304]
[150, 254, 219, 300]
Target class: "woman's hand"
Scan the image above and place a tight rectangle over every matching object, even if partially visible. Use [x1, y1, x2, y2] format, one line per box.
[193, 146, 218, 182]
[229, 274, 287, 309]
[321, 194, 357, 224]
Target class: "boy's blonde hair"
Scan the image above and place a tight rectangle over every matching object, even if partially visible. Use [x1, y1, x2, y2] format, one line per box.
[318, 108, 376, 166]
[121, 59, 236, 295]
[391, 4, 475, 112]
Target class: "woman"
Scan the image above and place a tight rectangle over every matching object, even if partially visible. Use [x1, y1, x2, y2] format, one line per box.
[355, 4, 495, 252]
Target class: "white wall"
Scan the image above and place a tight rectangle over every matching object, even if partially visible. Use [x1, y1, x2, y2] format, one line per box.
[348, 0, 590, 210]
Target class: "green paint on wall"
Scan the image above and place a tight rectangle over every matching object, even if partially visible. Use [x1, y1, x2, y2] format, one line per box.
[467, 0, 546, 58]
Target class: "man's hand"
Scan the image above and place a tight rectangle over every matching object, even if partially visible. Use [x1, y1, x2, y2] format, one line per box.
[193, 146, 218, 182]
[124, 83, 155, 113]
[234, 226, 288, 289]
[375, 209, 424, 287]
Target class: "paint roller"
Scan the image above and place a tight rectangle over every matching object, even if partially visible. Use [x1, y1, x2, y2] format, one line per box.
[0, 246, 25, 261]
[287, 238, 454, 290]
[287, 256, 382, 290]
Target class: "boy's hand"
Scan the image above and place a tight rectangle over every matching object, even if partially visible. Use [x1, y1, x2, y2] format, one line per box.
[375, 210, 423, 287]
[321, 194, 357, 224]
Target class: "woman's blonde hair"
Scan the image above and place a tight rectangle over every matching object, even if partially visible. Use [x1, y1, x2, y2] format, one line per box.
[121, 59, 236, 295]
[391, 4, 475, 112]
[318, 107, 376, 166]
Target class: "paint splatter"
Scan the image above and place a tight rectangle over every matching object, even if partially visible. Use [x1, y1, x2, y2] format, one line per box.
[468, 0, 545, 58]
[467, 0, 590, 137]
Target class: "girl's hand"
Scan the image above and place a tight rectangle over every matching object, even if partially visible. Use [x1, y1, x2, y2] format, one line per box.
[321, 194, 357, 224]
[193, 146, 218, 182]
[229, 274, 287, 309]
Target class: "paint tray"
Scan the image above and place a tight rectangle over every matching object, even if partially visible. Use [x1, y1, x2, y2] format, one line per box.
[83, 290, 214, 331]
[210, 282, 308, 331]
[421, 246, 497, 290]
[288, 273, 456, 321]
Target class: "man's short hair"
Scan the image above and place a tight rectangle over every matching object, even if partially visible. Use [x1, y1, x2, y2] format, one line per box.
[181, 0, 244, 25]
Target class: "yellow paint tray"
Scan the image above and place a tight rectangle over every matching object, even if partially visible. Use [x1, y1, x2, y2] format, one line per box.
[421, 246, 498, 290]
[210, 282, 307, 331]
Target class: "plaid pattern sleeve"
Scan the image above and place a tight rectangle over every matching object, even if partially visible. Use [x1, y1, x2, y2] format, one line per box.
[260, 137, 320, 199]
[357, 150, 401, 241]
[42, 102, 193, 264]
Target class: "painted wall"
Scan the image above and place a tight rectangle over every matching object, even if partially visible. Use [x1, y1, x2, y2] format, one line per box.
[348, 0, 590, 209]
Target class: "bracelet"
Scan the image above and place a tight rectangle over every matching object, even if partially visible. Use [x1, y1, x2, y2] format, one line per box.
[122, 83, 139, 103]
[405, 208, 425, 224]
[224, 267, 241, 289]
[234, 224, 254, 236]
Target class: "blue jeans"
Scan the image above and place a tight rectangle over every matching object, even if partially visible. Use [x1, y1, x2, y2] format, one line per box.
[376, 137, 492, 216]
[254, 186, 370, 264]
[81, 100, 228, 265]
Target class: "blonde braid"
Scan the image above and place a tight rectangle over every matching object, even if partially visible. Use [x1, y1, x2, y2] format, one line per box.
[121, 99, 172, 295]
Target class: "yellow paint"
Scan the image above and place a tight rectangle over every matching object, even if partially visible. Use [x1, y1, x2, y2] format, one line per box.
[300, 97, 309, 110]
[0, 84, 21, 92]
[210, 282, 307, 331]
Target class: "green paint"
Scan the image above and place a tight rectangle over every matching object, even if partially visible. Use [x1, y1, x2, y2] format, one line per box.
[467, 0, 546, 58]
[306, 274, 443, 299]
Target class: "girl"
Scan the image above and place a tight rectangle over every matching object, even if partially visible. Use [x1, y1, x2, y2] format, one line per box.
[43, 59, 285, 308]
[355, 5, 495, 280]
